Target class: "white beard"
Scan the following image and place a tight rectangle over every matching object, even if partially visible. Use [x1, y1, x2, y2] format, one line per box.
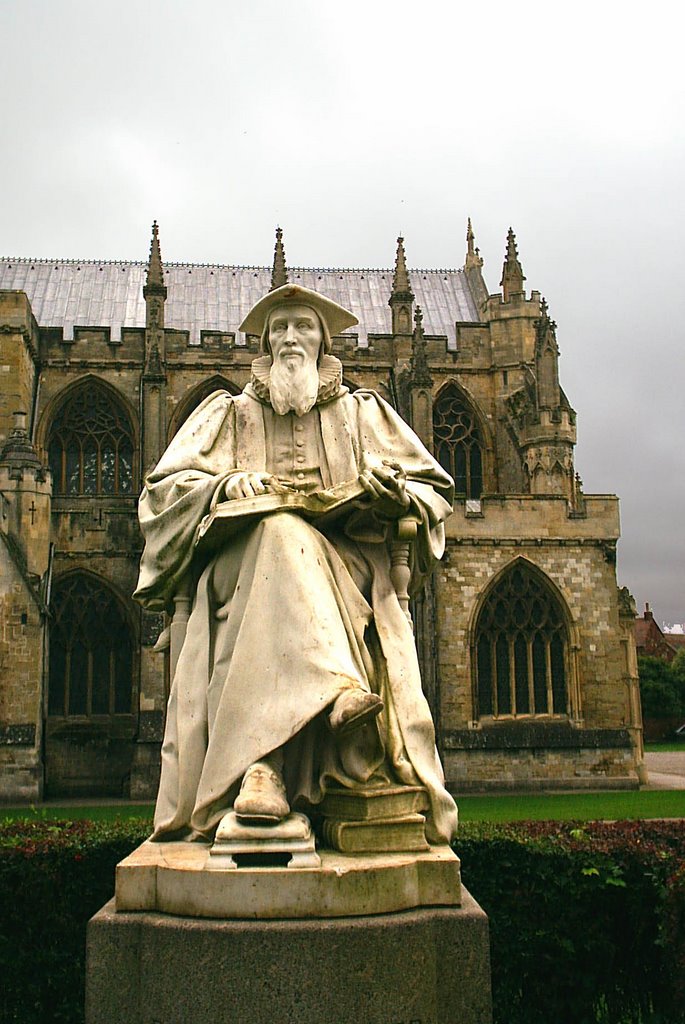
[269, 354, 320, 417]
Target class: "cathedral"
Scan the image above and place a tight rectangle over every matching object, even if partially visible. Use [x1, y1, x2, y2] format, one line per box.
[0, 223, 644, 801]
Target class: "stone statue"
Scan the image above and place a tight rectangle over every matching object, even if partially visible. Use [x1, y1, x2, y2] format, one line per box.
[134, 284, 458, 846]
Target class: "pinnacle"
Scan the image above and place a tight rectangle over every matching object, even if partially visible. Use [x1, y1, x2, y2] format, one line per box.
[465, 217, 483, 269]
[500, 226, 526, 300]
[145, 219, 165, 291]
[391, 235, 413, 298]
[410, 305, 432, 385]
[270, 226, 288, 290]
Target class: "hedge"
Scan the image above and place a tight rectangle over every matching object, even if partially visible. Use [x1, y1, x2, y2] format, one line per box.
[0, 818, 683, 1024]
[456, 820, 685, 1024]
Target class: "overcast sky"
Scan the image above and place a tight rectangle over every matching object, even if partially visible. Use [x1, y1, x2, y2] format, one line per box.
[1, 0, 683, 626]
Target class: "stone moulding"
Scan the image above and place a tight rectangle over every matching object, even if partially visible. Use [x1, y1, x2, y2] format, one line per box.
[115, 839, 462, 920]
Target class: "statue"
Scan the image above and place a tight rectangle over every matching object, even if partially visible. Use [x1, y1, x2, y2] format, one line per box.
[134, 284, 458, 847]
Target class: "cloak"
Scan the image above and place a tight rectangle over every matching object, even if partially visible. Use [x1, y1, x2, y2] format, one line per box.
[135, 384, 459, 843]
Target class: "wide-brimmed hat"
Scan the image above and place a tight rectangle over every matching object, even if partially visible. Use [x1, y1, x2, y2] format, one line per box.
[239, 284, 358, 338]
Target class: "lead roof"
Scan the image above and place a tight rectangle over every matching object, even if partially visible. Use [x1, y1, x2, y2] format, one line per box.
[0, 258, 481, 346]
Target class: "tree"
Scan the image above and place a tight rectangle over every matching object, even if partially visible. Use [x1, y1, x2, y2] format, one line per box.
[638, 655, 685, 718]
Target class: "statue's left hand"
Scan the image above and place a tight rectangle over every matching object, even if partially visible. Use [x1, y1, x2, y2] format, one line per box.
[221, 472, 292, 500]
[359, 460, 411, 516]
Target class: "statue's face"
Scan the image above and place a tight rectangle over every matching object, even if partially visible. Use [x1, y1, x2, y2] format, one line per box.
[268, 304, 323, 365]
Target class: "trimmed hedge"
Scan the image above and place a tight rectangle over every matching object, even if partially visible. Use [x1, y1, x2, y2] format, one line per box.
[456, 820, 685, 1024]
[0, 819, 150, 1024]
[0, 818, 683, 1024]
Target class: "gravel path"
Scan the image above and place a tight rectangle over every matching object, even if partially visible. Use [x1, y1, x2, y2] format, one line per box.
[643, 751, 685, 790]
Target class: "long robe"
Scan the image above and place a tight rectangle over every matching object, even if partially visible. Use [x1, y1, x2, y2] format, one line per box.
[134, 384, 459, 843]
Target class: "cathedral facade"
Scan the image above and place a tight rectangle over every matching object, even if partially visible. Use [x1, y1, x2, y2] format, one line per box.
[0, 224, 644, 801]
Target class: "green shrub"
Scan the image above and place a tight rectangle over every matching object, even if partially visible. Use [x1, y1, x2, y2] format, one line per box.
[0, 818, 149, 1024]
[639, 653, 685, 718]
[456, 820, 685, 1024]
[0, 818, 683, 1024]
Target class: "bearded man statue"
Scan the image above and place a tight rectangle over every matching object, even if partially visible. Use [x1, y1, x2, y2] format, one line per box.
[134, 284, 458, 846]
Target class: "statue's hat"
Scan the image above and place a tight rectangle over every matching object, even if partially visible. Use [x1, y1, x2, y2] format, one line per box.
[239, 284, 358, 338]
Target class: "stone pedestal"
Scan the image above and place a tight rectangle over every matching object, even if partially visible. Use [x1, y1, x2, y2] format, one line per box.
[86, 889, 492, 1024]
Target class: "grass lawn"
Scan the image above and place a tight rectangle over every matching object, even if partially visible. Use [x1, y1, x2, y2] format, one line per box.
[1, 790, 683, 825]
[645, 740, 685, 752]
[457, 789, 685, 822]
[0, 804, 154, 824]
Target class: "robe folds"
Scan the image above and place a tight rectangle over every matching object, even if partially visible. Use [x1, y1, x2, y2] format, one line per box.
[134, 385, 459, 844]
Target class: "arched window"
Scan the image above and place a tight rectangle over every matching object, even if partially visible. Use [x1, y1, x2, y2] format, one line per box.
[474, 563, 569, 718]
[433, 386, 483, 498]
[47, 382, 134, 495]
[48, 574, 134, 718]
[169, 376, 241, 438]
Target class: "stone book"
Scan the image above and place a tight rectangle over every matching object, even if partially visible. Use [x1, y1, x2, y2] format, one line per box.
[321, 785, 429, 821]
[194, 478, 367, 552]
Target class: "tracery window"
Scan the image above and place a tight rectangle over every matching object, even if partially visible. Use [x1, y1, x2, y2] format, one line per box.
[474, 563, 569, 718]
[47, 382, 134, 495]
[433, 386, 483, 498]
[48, 574, 134, 718]
[171, 377, 241, 437]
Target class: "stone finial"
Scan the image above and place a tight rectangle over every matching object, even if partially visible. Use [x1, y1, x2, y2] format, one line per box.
[500, 227, 526, 301]
[270, 226, 289, 291]
[389, 236, 414, 334]
[391, 236, 413, 297]
[0, 410, 42, 471]
[465, 217, 484, 269]
[534, 297, 560, 410]
[534, 297, 558, 354]
[144, 220, 167, 300]
[409, 306, 432, 386]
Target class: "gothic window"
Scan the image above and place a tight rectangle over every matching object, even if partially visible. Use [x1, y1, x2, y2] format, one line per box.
[433, 386, 483, 498]
[474, 563, 569, 718]
[48, 574, 134, 718]
[47, 382, 134, 495]
[171, 377, 241, 437]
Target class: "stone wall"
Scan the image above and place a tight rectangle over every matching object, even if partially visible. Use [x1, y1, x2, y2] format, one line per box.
[0, 292, 39, 443]
[0, 542, 43, 800]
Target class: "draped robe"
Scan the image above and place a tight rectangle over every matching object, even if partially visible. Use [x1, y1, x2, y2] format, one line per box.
[134, 382, 459, 844]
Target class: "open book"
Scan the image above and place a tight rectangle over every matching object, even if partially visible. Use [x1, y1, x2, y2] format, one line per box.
[195, 478, 368, 553]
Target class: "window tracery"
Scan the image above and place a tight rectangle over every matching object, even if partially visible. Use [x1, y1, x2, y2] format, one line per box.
[47, 383, 134, 495]
[432, 386, 483, 498]
[474, 563, 569, 718]
[171, 377, 241, 437]
[48, 574, 134, 719]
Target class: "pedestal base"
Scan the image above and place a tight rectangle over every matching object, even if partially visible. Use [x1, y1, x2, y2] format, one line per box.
[116, 839, 461, 919]
[86, 891, 492, 1024]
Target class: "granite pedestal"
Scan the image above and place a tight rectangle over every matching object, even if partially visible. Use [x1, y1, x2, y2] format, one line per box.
[86, 888, 492, 1024]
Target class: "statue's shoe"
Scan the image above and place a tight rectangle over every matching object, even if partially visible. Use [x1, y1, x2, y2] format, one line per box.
[328, 689, 384, 737]
[234, 762, 290, 824]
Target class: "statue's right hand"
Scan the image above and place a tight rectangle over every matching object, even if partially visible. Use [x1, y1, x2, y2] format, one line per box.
[222, 472, 283, 500]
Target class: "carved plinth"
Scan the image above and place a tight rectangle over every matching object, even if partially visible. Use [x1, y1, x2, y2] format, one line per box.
[114, 840, 461, 919]
[320, 785, 430, 853]
[209, 810, 321, 869]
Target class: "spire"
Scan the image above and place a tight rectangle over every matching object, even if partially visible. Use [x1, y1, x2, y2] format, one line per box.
[465, 217, 483, 269]
[389, 236, 414, 334]
[534, 297, 560, 409]
[534, 297, 559, 355]
[270, 226, 288, 291]
[409, 306, 432, 386]
[144, 220, 167, 298]
[143, 219, 167, 371]
[392, 236, 412, 296]
[500, 226, 526, 301]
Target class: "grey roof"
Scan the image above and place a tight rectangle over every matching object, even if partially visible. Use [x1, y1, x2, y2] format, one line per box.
[0, 258, 480, 346]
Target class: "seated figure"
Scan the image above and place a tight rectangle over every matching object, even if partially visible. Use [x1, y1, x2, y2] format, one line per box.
[134, 284, 458, 845]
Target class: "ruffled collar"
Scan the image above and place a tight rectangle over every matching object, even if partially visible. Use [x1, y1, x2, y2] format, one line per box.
[248, 353, 345, 407]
